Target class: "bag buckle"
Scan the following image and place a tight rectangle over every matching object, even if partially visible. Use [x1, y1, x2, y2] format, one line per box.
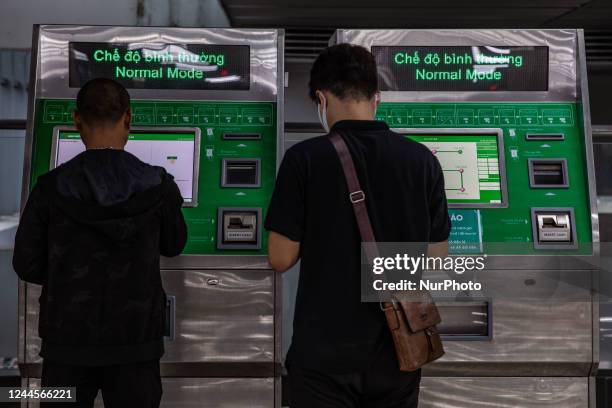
[350, 190, 365, 203]
[379, 299, 399, 311]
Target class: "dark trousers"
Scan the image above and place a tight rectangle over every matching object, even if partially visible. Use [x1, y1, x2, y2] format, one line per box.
[288, 338, 421, 408]
[41, 359, 162, 408]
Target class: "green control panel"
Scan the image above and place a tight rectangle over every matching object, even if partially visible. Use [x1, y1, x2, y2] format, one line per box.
[378, 102, 592, 254]
[30, 99, 278, 255]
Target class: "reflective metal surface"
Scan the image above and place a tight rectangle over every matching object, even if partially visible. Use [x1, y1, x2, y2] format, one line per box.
[162, 270, 275, 363]
[425, 268, 593, 376]
[419, 377, 589, 408]
[25, 377, 275, 408]
[35, 26, 279, 102]
[20, 25, 284, 408]
[24, 269, 276, 365]
[334, 29, 578, 102]
[329, 28, 598, 407]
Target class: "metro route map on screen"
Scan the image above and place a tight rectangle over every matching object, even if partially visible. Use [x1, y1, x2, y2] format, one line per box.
[405, 134, 504, 206]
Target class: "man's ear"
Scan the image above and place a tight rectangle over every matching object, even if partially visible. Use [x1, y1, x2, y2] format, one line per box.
[315, 90, 326, 107]
[374, 92, 382, 108]
[72, 111, 82, 132]
[124, 108, 132, 130]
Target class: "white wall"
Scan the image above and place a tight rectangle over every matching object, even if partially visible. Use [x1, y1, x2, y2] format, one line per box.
[0, 0, 231, 49]
[1, 0, 139, 49]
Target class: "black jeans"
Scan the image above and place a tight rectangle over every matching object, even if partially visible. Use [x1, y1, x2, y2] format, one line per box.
[288, 336, 421, 408]
[41, 359, 161, 408]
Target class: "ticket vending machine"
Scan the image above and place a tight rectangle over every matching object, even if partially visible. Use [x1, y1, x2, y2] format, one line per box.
[20, 25, 284, 407]
[333, 30, 599, 407]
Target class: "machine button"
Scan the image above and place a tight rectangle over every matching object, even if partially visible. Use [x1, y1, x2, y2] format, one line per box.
[456, 109, 475, 125]
[219, 108, 239, 124]
[156, 107, 174, 124]
[411, 109, 432, 125]
[177, 107, 195, 125]
[519, 109, 540, 125]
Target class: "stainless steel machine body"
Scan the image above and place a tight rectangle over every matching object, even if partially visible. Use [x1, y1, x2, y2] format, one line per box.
[19, 25, 284, 407]
[330, 29, 599, 407]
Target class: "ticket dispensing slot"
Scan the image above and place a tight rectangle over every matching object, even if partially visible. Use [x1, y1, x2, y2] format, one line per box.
[217, 207, 262, 249]
[531, 208, 577, 249]
[223, 132, 262, 140]
[221, 158, 261, 188]
[525, 133, 565, 141]
[528, 159, 569, 188]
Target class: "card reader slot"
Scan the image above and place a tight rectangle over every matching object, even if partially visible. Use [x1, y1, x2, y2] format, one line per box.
[528, 159, 569, 188]
[221, 158, 261, 188]
[525, 133, 565, 141]
[222, 132, 262, 140]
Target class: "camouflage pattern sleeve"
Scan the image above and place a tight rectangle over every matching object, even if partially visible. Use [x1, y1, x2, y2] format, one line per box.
[13, 182, 49, 285]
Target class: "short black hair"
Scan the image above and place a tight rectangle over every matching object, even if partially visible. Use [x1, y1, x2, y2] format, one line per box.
[76, 78, 130, 125]
[308, 43, 378, 102]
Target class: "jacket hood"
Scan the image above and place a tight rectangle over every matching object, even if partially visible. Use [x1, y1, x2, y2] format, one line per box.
[40, 149, 176, 241]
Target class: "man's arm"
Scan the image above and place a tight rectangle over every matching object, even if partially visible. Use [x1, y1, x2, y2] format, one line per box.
[12, 183, 49, 285]
[264, 148, 305, 272]
[427, 240, 448, 258]
[160, 181, 188, 257]
[427, 156, 451, 256]
[268, 231, 300, 273]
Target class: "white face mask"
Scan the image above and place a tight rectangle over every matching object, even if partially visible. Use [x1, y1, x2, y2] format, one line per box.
[316, 93, 330, 133]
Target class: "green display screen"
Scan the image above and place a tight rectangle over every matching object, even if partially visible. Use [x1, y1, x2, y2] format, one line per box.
[405, 134, 504, 206]
[56, 129, 198, 203]
[372, 46, 549, 91]
[69, 42, 251, 90]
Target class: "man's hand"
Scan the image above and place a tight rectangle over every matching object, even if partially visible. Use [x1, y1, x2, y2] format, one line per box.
[427, 240, 449, 258]
[267, 231, 300, 273]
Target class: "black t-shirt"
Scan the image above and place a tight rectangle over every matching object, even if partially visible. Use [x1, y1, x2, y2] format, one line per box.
[265, 120, 450, 373]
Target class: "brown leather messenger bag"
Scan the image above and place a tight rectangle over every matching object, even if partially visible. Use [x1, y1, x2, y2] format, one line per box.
[329, 131, 445, 372]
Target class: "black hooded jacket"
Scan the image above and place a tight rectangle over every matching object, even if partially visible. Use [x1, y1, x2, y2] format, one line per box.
[13, 149, 187, 365]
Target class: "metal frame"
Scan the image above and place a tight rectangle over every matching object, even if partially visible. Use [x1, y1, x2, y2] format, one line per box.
[333, 29, 579, 103]
[331, 28, 600, 406]
[19, 25, 285, 407]
[527, 158, 570, 189]
[32, 25, 280, 102]
[221, 157, 261, 188]
[439, 298, 493, 342]
[216, 207, 263, 250]
[392, 127, 508, 209]
[49, 125, 202, 207]
[577, 29, 600, 381]
[530, 207, 578, 250]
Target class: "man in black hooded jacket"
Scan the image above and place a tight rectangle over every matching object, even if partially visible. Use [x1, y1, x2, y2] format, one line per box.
[13, 78, 187, 407]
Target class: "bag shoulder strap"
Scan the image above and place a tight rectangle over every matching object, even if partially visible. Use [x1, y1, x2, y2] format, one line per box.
[328, 132, 379, 261]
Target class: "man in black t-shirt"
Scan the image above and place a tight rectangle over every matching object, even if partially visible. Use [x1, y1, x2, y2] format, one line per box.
[265, 44, 450, 408]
